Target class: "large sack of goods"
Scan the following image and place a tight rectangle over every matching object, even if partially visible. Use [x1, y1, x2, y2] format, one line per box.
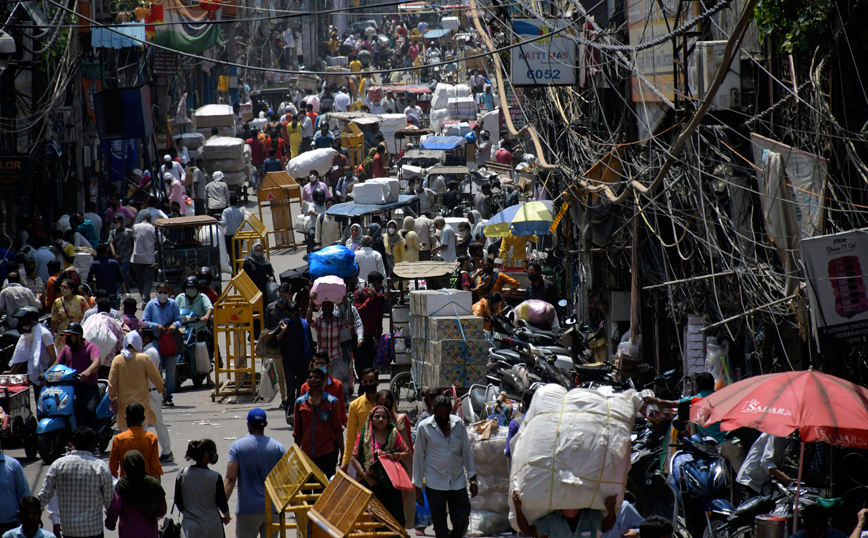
[202, 136, 245, 161]
[514, 300, 557, 328]
[196, 126, 235, 139]
[432, 83, 456, 110]
[194, 104, 234, 129]
[509, 384, 644, 529]
[447, 97, 477, 121]
[429, 108, 451, 135]
[352, 178, 400, 204]
[442, 17, 460, 31]
[220, 169, 249, 187]
[287, 148, 337, 179]
[467, 427, 512, 536]
[206, 158, 248, 173]
[379, 114, 411, 151]
[174, 132, 206, 150]
[309, 245, 359, 280]
[454, 83, 472, 98]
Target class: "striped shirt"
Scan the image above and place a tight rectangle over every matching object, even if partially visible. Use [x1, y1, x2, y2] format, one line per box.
[38, 451, 114, 537]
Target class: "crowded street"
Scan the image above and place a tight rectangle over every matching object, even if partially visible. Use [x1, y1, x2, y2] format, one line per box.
[3, 0, 868, 537]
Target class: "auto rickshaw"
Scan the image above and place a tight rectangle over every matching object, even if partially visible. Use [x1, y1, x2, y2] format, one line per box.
[155, 216, 224, 296]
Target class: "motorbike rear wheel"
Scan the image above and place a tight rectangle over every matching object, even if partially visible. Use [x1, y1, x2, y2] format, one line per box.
[97, 417, 113, 453]
[37, 428, 68, 464]
[23, 417, 37, 460]
[390, 371, 420, 419]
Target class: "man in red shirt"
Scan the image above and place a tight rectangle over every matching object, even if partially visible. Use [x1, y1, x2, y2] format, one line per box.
[495, 140, 514, 165]
[305, 104, 318, 131]
[293, 365, 343, 476]
[246, 128, 266, 189]
[329, 142, 349, 188]
[353, 271, 385, 377]
[372, 145, 388, 177]
[300, 351, 347, 425]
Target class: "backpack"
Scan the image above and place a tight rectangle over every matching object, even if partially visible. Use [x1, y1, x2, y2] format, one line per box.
[450, 269, 470, 290]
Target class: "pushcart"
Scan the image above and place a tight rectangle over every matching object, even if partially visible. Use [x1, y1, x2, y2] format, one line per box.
[0, 374, 37, 459]
[154, 216, 223, 297]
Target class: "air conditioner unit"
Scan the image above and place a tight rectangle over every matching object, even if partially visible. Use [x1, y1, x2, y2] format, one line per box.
[687, 40, 741, 110]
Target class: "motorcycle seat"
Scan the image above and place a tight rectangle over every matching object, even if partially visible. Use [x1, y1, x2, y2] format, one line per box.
[497, 349, 522, 362]
[574, 363, 612, 375]
[97, 380, 108, 400]
[536, 346, 571, 356]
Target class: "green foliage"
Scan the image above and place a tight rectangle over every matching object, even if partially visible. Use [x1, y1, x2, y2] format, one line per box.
[754, 0, 832, 53]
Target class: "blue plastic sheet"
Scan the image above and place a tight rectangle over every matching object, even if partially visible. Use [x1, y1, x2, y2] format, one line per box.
[309, 245, 359, 279]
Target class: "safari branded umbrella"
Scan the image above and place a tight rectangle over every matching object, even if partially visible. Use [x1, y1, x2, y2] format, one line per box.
[690, 368, 868, 530]
[482, 201, 553, 238]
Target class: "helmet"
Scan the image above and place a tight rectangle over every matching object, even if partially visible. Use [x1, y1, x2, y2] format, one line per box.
[184, 275, 199, 289]
[197, 266, 213, 285]
[13, 306, 39, 332]
[61, 322, 84, 336]
[313, 188, 327, 205]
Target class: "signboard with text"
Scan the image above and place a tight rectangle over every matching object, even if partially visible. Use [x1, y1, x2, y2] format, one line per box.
[511, 19, 576, 86]
[802, 229, 868, 351]
[0, 157, 32, 196]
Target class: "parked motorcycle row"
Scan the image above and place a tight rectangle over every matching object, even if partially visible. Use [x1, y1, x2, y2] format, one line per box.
[454, 307, 856, 538]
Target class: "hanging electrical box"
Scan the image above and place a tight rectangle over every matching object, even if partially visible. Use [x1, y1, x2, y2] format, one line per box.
[687, 40, 741, 111]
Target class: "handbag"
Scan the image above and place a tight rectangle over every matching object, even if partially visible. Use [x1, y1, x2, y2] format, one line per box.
[374, 334, 393, 367]
[161, 469, 186, 538]
[378, 454, 414, 491]
[159, 331, 179, 357]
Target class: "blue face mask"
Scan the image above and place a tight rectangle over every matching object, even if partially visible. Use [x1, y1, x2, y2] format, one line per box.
[277, 297, 289, 307]
[316, 366, 328, 374]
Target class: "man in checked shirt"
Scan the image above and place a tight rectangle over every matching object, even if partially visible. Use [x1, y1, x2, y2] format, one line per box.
[39, 427, 113, 538]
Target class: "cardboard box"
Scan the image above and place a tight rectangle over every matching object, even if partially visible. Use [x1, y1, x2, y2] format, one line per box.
[410, 290, 473, 317]
[426, 339, 487, 365]
[427, 316, 484, 341]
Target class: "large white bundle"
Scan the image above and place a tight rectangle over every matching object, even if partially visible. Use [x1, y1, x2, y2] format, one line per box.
[202, 137, 245, 160]
[509, 385, 642, 527]
[196, 126, 235, 139]
[432, 83, 456, 110]
[205, 158, 248, 173]
[352, 179, 397, 204]
[367, 178, 400, 202]
[221, 169, 249, 186]
[448, 97, 477, 120]
[429, 108, 450, 134]
[249, 117, 268, 131]
[174, 132, 206, 150]
[287, 148, 337, 179]
[454, 84, 472, 98]
[379, 113, 411, 151]
[442, 17, 460, 31]
[194, 104, 234, 128]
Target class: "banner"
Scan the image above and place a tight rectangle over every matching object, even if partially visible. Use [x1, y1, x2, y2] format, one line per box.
[82, 77, 102, 124]
[101, 139, 139, 183]
[511, 19, 576, 86]
[802, 229, 868, 351]
[151, 0, 221, 54]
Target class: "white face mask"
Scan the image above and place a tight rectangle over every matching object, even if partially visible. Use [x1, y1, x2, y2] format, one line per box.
[157, 292, 169, 302]
[388, 227, 396, 233]
[185, 288, 197, 298]
[113, 222, 122, 230]
[310, 176, 318, 182]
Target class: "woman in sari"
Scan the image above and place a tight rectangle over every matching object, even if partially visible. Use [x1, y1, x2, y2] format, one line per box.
[350, 405, 410, 526]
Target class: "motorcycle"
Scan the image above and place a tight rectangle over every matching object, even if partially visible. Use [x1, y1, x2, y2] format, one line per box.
[175, 309, 211, 389]
[707, 482, 823, 538]
[36, 364, 115, 463]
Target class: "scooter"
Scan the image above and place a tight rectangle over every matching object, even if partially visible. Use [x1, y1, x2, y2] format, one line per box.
[36, 364, 115, 463]
[669, 434, 735, 538]
[175, 309, 211, 389]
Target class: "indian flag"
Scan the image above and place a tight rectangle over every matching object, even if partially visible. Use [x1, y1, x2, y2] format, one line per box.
[151, 0, 221, 54]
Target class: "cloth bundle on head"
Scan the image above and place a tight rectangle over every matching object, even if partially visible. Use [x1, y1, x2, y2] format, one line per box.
[116, 450, 166, 518]
[121, 331, 143, 359]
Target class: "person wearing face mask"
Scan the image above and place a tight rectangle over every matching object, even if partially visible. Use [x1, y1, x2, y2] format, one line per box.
[175, 439, 231, 538]
[300, 351, 346, 425]
[265, 286, 311, 409]
[241, 244, 275, 299]
[302, 170, 331, 203]
[0, 272, 41, 327]
[413, 395, 478, 538]
[345, 223, 364, 252]
[140, 327, 173, 462]
[49, 278, 89, 349]
[472, 259, 519, 298]
[383, 220, 405, 270]
[525, 261, 560, 307]
[49, 323, 101, 430]
[143, 282, 182, 407]
[175, 276, 214, 381]
[341, 368, 380, 473]
[4, 307, 56, 397]
[105, 194, 135, 227]
[293, 366, 344, 477]
[315, 198, 342, 248]
[353, 271, 385, 376]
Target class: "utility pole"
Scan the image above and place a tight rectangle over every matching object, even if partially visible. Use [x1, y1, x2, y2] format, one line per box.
[631, 201, 639, 345]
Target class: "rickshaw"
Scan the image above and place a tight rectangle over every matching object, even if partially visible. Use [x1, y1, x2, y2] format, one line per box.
[421, 136, 467, 166]
[0, 373, 37, 459]
[154, 216, 224, 297]
[250, 87, 295, 117]
[370, 84, 433, 114]
[394, 128, 434, 156]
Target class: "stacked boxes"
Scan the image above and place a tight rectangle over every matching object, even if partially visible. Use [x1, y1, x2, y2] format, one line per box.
[410, 290, 487, 388]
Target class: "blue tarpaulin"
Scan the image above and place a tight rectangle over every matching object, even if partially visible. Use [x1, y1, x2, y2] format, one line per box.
[424, 29, 452, 39]
[327, 195, 420, 217]
[420, 136, 465, 150]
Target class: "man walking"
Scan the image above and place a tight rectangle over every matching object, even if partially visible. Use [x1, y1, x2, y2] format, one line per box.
[131, 213, 157, 305]
[108, 215, 135, 292]
[413, 395, 478, 538]
[206, 171, 232, 218]
[140, 327, 173, 461]
[0, 273, 40, 326]
[354, 236, 386, 281]
[143, 282, 181, 407]
[225, 409, 286, 538]
[38, 427, 114, 538]
[415, 213, 437, 261]
[220, 195, 246, 267]
[108, 403, 163, 479]
[0, 443, 29, 535]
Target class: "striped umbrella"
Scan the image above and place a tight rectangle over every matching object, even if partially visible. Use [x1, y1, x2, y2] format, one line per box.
[482, 201, 553, 238]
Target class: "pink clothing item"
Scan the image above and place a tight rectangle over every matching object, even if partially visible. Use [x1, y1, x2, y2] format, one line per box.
[106, 205, 136, 226]
[302, 180, 332, 203]
[105, 490, 167, 538]
[168, 178, 187, 215]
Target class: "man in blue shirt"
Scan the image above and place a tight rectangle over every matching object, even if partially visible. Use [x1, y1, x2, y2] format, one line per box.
[0, 451, 29, 534]
[224, 409, 286, 538]
[262, 147, 284, 173]
[87, 244, 127, 308]
[220, 195, 246, 269]
[1, 497, 55, 538]
[314, 124, 334, 150]
[143, 281, 182, 406]
[512, 490, 617, 538]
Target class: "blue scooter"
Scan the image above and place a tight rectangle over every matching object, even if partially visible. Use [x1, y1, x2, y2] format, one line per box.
[36, 364, 115, 463]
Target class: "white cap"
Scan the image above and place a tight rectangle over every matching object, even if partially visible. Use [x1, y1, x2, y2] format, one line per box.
[163, 154, 172, 162]
[213, 171, 224, 182]
[163, 172, 175, 181]
[131, 168, 143, 177]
